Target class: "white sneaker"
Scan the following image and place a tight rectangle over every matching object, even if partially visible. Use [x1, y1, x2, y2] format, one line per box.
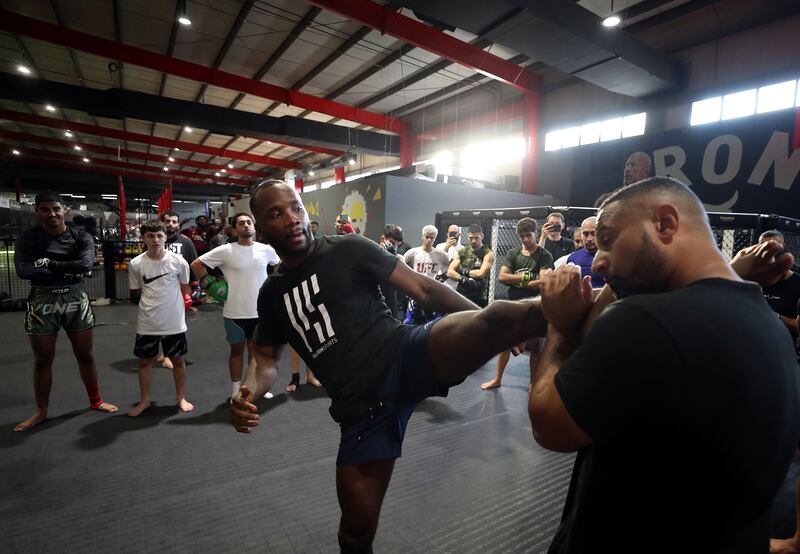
[263, 392, 274, 399]
[91, 297, 111, 306]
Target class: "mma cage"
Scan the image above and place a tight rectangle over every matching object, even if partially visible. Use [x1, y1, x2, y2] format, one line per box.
[435, 207, 800, 303]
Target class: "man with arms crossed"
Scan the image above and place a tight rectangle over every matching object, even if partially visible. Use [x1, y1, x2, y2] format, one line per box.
[191, 213, 280, 401]
[530, 177, 799, 552]
[232, 180, 552, 553]
[14, 191, 117, 431]
[128, 221, 193, 416]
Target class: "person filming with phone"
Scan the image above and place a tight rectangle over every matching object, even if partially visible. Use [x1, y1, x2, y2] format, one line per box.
[539, 212, 575, 261]
[436, 224, 463, 262]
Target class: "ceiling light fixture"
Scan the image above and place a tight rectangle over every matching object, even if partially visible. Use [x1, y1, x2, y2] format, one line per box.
[163, 167, 169, 171]
[214, 172, 220, 177]
[348, 156, 356, 166]
[74, 145, 82, 151]
[168, 156, 175, 162]
[308, 169, 315, 176]
[17, 65, 31, 75]
[82, 157, 90, 163]
[12, 149, 20, 155]
[174, 147, 180, 151]
[602, 15, 621, 27]
[227, 163, 234, 169]
[220, 169, 226, 173]
[177, 0, 192, 25]
[184, 126, 192, 133]
[65, 130, 73, 138]
[45, 104, 56, 112]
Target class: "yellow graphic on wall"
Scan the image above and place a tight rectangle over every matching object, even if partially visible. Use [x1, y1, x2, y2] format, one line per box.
[341, 190, 367, 234]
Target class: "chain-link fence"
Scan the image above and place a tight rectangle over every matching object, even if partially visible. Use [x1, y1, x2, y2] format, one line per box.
[0, 239, 145, 310]
[437, 208, 800, 304]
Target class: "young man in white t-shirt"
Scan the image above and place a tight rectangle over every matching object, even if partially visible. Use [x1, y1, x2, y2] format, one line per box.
[192, 213, 283, 400]
[128, 221, 193, 417]
[403, 225, 450, 323]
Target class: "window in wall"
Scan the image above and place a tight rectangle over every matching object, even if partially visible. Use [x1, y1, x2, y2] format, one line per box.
[622, 112, 647, 137]
[756, 80, 796, 114]
[721, 89, 756, 120]
[544, 112, 646, 152]
[690, 97, 722, 126]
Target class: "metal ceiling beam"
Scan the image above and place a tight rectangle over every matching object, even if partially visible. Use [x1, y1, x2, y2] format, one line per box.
[305, 0, 540, 91]
[12, 146, 250, 185]
[0, 10, 409, 134]
[16, 159, 243, 188]
[0, 129, 266, 178]
[0, 108, 301, 168]
[111, 0, 131, 154]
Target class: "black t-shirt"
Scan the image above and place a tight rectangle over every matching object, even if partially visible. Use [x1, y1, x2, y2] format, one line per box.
[14, 226, 94, 287]
[256, 235, 404, 420]
[502, 246, 554, 300]
[762, 271, 800, 319]
[549, 279, 799, 553]
[166, 234, 198, 280]
[543, 236, 575, 261]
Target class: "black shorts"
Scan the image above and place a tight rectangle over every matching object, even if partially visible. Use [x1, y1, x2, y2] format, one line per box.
[134, 333, 188, 359]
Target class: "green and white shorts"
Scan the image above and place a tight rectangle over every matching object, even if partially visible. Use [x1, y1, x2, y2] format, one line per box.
[25, 284, 95, 336]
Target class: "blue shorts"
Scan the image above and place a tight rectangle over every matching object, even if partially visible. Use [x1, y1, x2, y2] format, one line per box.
[337, 318, 453, 466]
[224, 318, 259, 344]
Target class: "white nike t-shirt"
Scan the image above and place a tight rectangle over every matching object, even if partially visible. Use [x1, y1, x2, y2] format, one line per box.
[128, 251, 190, 335]
[198, 242, 280, 319]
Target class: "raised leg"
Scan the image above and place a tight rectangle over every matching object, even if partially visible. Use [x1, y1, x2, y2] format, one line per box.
[336, 458, 396, 553]
[428, 299, 547, 387]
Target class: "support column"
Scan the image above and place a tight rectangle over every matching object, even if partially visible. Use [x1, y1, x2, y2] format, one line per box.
[521, 90, 540, 195]
[295, 178, 303, 193]
[15, 175, 21, 203]
[335, 166, 345, 184]
[117, 175, 126, 239]
[399, 127, 416, 168]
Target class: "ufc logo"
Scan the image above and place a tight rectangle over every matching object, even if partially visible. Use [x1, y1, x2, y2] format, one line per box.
[283, 274, 335, 354]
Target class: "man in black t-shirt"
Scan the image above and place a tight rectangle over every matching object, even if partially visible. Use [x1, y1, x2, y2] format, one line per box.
[530, 177, 799, 553]
[539, 212, 575, 261]
[231, 180, 552, 552]
[13, 191, 118, 431]
[481, 217, 554, 390]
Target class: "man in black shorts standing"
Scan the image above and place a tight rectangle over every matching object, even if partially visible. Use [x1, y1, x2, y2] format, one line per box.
[231, 180, 551, 552]
[14, 191, 117, 431]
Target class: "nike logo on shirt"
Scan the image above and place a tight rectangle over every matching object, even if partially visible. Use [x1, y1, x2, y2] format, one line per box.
[143, 273, 169, 284]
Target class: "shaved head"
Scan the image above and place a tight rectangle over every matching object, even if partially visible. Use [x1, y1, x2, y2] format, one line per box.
[600, 177, 707, 228]
[624, 152, 652, 186]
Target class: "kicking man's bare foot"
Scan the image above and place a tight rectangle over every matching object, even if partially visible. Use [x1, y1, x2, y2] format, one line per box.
[127, 400, 150, 417]
[14, 411, 48, 432]
[177, 398, 194, 412]
[91, 401, 118, 413]
[771, 537, 800, 554]
[306, 369, 322, 388]
[161, 357, 174, 370]
[480, 379, 501, 390]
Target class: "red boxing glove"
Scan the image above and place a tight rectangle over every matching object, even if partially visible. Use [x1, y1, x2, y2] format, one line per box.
[183, 292, 193, 310]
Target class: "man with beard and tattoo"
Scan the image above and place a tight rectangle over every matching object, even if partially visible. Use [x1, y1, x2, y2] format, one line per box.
[565, 216, 605, 288]
[14, 191, 118, 431]
[529, 177, 799, 553]
[192, 213, 280, 402]
[231, 179, 553, 553]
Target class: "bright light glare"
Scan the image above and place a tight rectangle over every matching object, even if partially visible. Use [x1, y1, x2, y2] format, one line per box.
[431, 151, 453, 175]
[65, 130, 73, 138]
[74, 145, 82, 151]
[756, 80, 796, 114]
[544, 130, 562, 152]
[82, 157, 90, 163]
[621, 112, 646, 138]
[690, 97, 722, 126]
[303, 184, 318, 193]
[45, 105, 56, 112]
[227, 163, 233, 169]
[168, 157, 175, 162]
[178, 16, 191, 26]
[721, 89, 756, 120]
[560, 127, 581, 149]
[17, 65, 31, 75]
[602, 15, 621, 27]
[580, 122, 601, 145]
[600, 118, 623, 141]
[214, 172, 220, 177]
[12, 149, 20, 155]
[184, 126, 192, 133]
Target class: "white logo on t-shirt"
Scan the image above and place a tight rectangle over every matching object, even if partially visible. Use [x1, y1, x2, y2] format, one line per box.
[283, 273, 336, 357]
